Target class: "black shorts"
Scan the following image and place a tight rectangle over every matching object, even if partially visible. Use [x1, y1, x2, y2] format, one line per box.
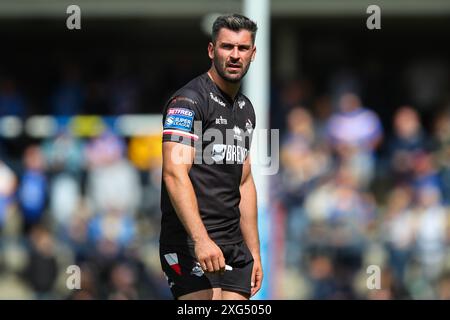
[159, 241, 254, 299]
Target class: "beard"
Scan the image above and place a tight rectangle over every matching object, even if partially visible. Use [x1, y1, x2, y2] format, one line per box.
[213, 54, 251, 84]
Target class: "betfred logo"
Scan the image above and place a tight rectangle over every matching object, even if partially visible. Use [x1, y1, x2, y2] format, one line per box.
[167, 108, 194, 117]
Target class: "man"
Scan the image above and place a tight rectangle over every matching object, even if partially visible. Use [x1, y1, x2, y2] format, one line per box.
[159, 14, 263, 300]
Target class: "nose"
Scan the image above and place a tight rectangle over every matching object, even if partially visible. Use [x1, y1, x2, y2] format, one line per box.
[230, 46, 240, 60]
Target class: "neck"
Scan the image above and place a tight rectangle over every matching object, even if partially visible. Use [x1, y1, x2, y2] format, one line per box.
[207, 66, 240, 100]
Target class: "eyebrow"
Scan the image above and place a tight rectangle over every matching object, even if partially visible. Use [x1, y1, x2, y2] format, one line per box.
[220, 42, 252, 49]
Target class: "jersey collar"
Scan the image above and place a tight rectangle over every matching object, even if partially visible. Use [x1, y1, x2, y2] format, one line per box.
[204, 72, 242, 107]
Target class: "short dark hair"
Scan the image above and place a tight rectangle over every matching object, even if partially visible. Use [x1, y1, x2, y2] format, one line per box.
[211, 14, 258, 45]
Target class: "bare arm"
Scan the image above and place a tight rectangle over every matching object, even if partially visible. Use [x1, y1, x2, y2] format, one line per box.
[162, 141, 225, 273]
[239, 156, 263, 296]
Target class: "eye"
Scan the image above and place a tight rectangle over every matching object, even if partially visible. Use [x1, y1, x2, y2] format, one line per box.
[239, 46, 250, 52]
[221, 44, 234, 49]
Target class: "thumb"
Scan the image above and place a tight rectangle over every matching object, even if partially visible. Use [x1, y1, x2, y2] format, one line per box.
[251, 265, 256, 288]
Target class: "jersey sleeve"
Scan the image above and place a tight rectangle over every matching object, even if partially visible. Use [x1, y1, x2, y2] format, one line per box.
[161, 90, 204, 147]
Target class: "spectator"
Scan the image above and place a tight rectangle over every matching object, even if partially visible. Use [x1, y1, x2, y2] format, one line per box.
[413, 185, 448, 281]
[42, 131, 84, 234]
[23, 226, 59, 299]
[388, 106, 428, 185]
[0, 160, 17, 228]
[18, 145, 47, 233]
[280, 106, 331, 267]
[85, 132, 142, 216]
[381, 186, 415, 285]
[432, 110, 450, 204]
[326, 92, 383, 189]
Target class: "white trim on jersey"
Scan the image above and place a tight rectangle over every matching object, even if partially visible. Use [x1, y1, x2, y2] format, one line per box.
[163, 129, 199, 141]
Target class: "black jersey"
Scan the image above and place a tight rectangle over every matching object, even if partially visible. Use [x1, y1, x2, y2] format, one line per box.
[160, 72, 256, 245]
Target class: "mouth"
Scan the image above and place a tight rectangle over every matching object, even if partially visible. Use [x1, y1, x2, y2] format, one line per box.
[226, 64, 242, 72]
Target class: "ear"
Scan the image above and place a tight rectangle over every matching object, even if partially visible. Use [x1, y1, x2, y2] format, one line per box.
[208, 42, 214, 60]
[251, 46, 256, 62]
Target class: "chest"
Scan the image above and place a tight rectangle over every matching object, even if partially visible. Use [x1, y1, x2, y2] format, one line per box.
[205, 98, 254, 143]
[194, 96, 254, 165]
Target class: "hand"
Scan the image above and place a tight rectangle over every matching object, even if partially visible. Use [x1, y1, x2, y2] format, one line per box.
[194, 237, 225, 273]
[250, 257, 263, 297]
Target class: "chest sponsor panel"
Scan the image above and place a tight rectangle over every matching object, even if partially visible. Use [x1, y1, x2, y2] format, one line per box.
[209, 143, 248, 164]
[189, 115, 254, 164]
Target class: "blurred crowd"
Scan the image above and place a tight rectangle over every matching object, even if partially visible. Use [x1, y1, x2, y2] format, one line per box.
[273, 75, 450, 299]
[0, 62, 142, 117]
[1, 57, 450, 300]
[0, 59, 193, 299]
[0, 127, 170, 299]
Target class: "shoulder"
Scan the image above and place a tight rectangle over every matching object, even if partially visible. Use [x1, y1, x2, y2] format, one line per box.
[239, 93, 253, 107]
[163, 74, 211, 121]
[170, 74, 209, 106]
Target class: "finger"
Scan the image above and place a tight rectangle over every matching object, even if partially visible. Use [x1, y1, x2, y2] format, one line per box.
[212, 257, 221, 272]
[205, 259, 214, 273]
[252, 285, 261, 297]
[250, 268, 256, 289]
[251, 281, 261, 297]
[256, 270, 263, 286]
[219, 256, 226, 272]
[199, 259, 207, 271]
[255, 276, 262, 291]
[253, 273, 263, 295]
[251, 269, 262, 297]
